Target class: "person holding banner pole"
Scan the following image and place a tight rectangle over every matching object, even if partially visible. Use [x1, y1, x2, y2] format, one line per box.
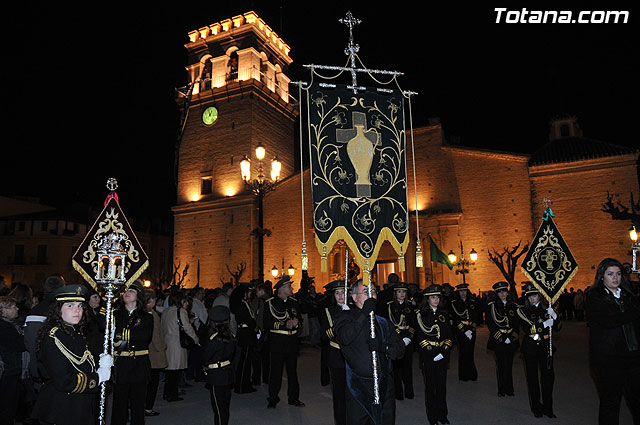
[585, 258, 640, 425]
[333, 279, 405, 425]
[517, 283, 558, 418]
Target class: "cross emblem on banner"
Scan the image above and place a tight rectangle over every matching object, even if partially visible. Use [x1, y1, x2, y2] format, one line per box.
[540, 248, 558, 270]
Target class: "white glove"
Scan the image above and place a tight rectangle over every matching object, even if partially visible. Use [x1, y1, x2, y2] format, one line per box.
[97, 354, 112, 383]
[99, 353, 113, 369]
[433, 353, 444, 362]
[547, 306, 557, 320]
[543, 318, 554, 328]
[505, 338, 511, 344]
[256, 330, 262, 339]
[402, 337, 411, 346]
[465, 330, 473, 340]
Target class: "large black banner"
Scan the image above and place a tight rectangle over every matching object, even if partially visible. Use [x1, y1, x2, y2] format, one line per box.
[521, 214, 577, 304]
[307, 83, 409, 280]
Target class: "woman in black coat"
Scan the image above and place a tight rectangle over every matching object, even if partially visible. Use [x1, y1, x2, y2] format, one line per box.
[32, 285, 112, 425]
[585, 258, 640, 425]
[202, 305, 236, 425]
[0, 296, 25, 425]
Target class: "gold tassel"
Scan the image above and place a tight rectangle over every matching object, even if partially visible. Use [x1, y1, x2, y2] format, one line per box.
[321, 244, 327, 272]
[416, 243, 424, 268]
[398, 255, 406, 272]
[301, 241, 308, 271]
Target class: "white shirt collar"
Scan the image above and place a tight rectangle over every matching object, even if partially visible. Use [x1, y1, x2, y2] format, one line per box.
[605, 287, 621, 299]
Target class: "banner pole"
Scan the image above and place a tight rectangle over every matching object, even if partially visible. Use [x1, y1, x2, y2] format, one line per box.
[367, 269, 380, 405]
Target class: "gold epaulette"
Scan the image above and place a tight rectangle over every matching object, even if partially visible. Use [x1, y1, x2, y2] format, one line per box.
[49, 326, 59, 337]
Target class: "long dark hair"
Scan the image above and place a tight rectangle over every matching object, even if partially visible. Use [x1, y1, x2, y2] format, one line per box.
[592, 258, 632, 293]
[36, 301, 87, 354]
[207, 319, 233, 342]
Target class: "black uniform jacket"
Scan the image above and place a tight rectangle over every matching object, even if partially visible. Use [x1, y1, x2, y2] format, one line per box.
[113, 307, 153, 383]
[384, 300, 416, 341]
[486, 300, 520, 351]
[235, 299, 258, 347]
[319, 304, 346, 369]
[415, 307, 453, 361]
[33, 325, 100, 425]
[332, 306, 405, 378]
[202, 331, 236, 388]
[450, 297, 479, 336]
[585, 286, 640, 357]
[263, 295, 302, 354]
[517, 303, 555, 356]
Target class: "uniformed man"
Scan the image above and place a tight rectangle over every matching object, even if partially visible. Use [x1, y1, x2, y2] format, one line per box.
[202, 305, 236, 425]
[318, 280, 349, 425]
[416, 284, 453, 425]
[384, 281, 415, 400]
[517, 283, 558, 418]
[230, 281, 258, 394]
[450, 283, 479, 381]
[111, 280, 154, 425]
[264, 275, 305, 408]
[486, 281, 520, 397]
[333, 279, 405, 425]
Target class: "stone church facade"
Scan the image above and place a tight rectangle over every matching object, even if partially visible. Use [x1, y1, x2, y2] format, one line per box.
[172, 12, 639, 292]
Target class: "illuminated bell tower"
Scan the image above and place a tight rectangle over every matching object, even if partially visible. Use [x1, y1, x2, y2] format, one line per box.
[172, 11, 298, 286]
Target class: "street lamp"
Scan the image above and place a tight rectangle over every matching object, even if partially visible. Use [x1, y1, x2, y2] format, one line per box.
[630, 225, 640, 274]
[449, 241, 478, 284]
[240, 144, 281, 283]
[288, 264, 295, 277]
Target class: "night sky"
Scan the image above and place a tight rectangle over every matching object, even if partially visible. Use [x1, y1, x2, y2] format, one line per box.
[3, 1, 636, 220]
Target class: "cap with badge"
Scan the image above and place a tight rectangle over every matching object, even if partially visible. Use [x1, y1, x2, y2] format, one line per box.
[492, 281, 509, 292]
[273, 275, 293, 292]
[455, 283, 469, 291]
[52, 284, 88, 302]
[524, 283, 540, 296]
[423, 284, 442, 296]
[391, 282, 409, 291]
[324, 280, 345, 292]
[127, 279, 145, 294]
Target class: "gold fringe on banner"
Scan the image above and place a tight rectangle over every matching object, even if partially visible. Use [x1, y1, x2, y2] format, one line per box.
[315, 226, 410, 285]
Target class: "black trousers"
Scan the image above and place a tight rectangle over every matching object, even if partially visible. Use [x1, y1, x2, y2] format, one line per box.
[235, 344, 255, 392]
[259, 341, 270, 384]
[345, 376, 395, 425]
[251, 343, 263, 386]
[163, 369, 181, 399]
[209, 385, 232, 425]
[329, 367, 347, 425]
[523, 350, 554, 415]
[0, 373, 20, 425]
[493, 348, 515, 395]
[111, 380, 147, 425]
[145, 368, 161, 410]
[593, 355, 640, 425]
[268, 351, 300, 403]
[456, 333, 478, 381]
[422, 358, 448, 423]
[321, 342, 331, 386]
[392, 343, 414, 399]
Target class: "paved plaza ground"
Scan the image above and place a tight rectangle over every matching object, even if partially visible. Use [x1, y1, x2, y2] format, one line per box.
[122, 321, 633, 425]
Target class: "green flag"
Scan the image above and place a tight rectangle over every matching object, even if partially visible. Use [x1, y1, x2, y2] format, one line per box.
[429, 235, 454, 270]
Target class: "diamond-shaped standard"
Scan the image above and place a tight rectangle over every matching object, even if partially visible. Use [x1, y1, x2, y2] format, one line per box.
[72, 196, 149, 294]
[521, 216, 577, 304]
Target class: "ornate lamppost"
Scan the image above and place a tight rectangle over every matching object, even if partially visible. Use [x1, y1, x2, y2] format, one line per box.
[240, 145, 281, 283]
[447, 241, 478, 284]
[271, 258, 295, 279]
[630, 225, 639, 274]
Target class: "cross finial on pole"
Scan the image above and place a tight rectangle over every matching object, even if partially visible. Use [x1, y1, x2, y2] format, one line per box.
[339, 11, 361, 91]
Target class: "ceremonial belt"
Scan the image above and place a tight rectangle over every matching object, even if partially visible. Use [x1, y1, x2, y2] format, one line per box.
[329, 341, 340, 350]
[115, 350, 149, 357]
[419, 339, 452, 349]
[238, 324, 250, 328]
[206, 360, 231, 369]
[270, 329, 297, 336]
[529, 333, 550, 341]
[395, 325, 410, 331]
[499, 328, 513, 333]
